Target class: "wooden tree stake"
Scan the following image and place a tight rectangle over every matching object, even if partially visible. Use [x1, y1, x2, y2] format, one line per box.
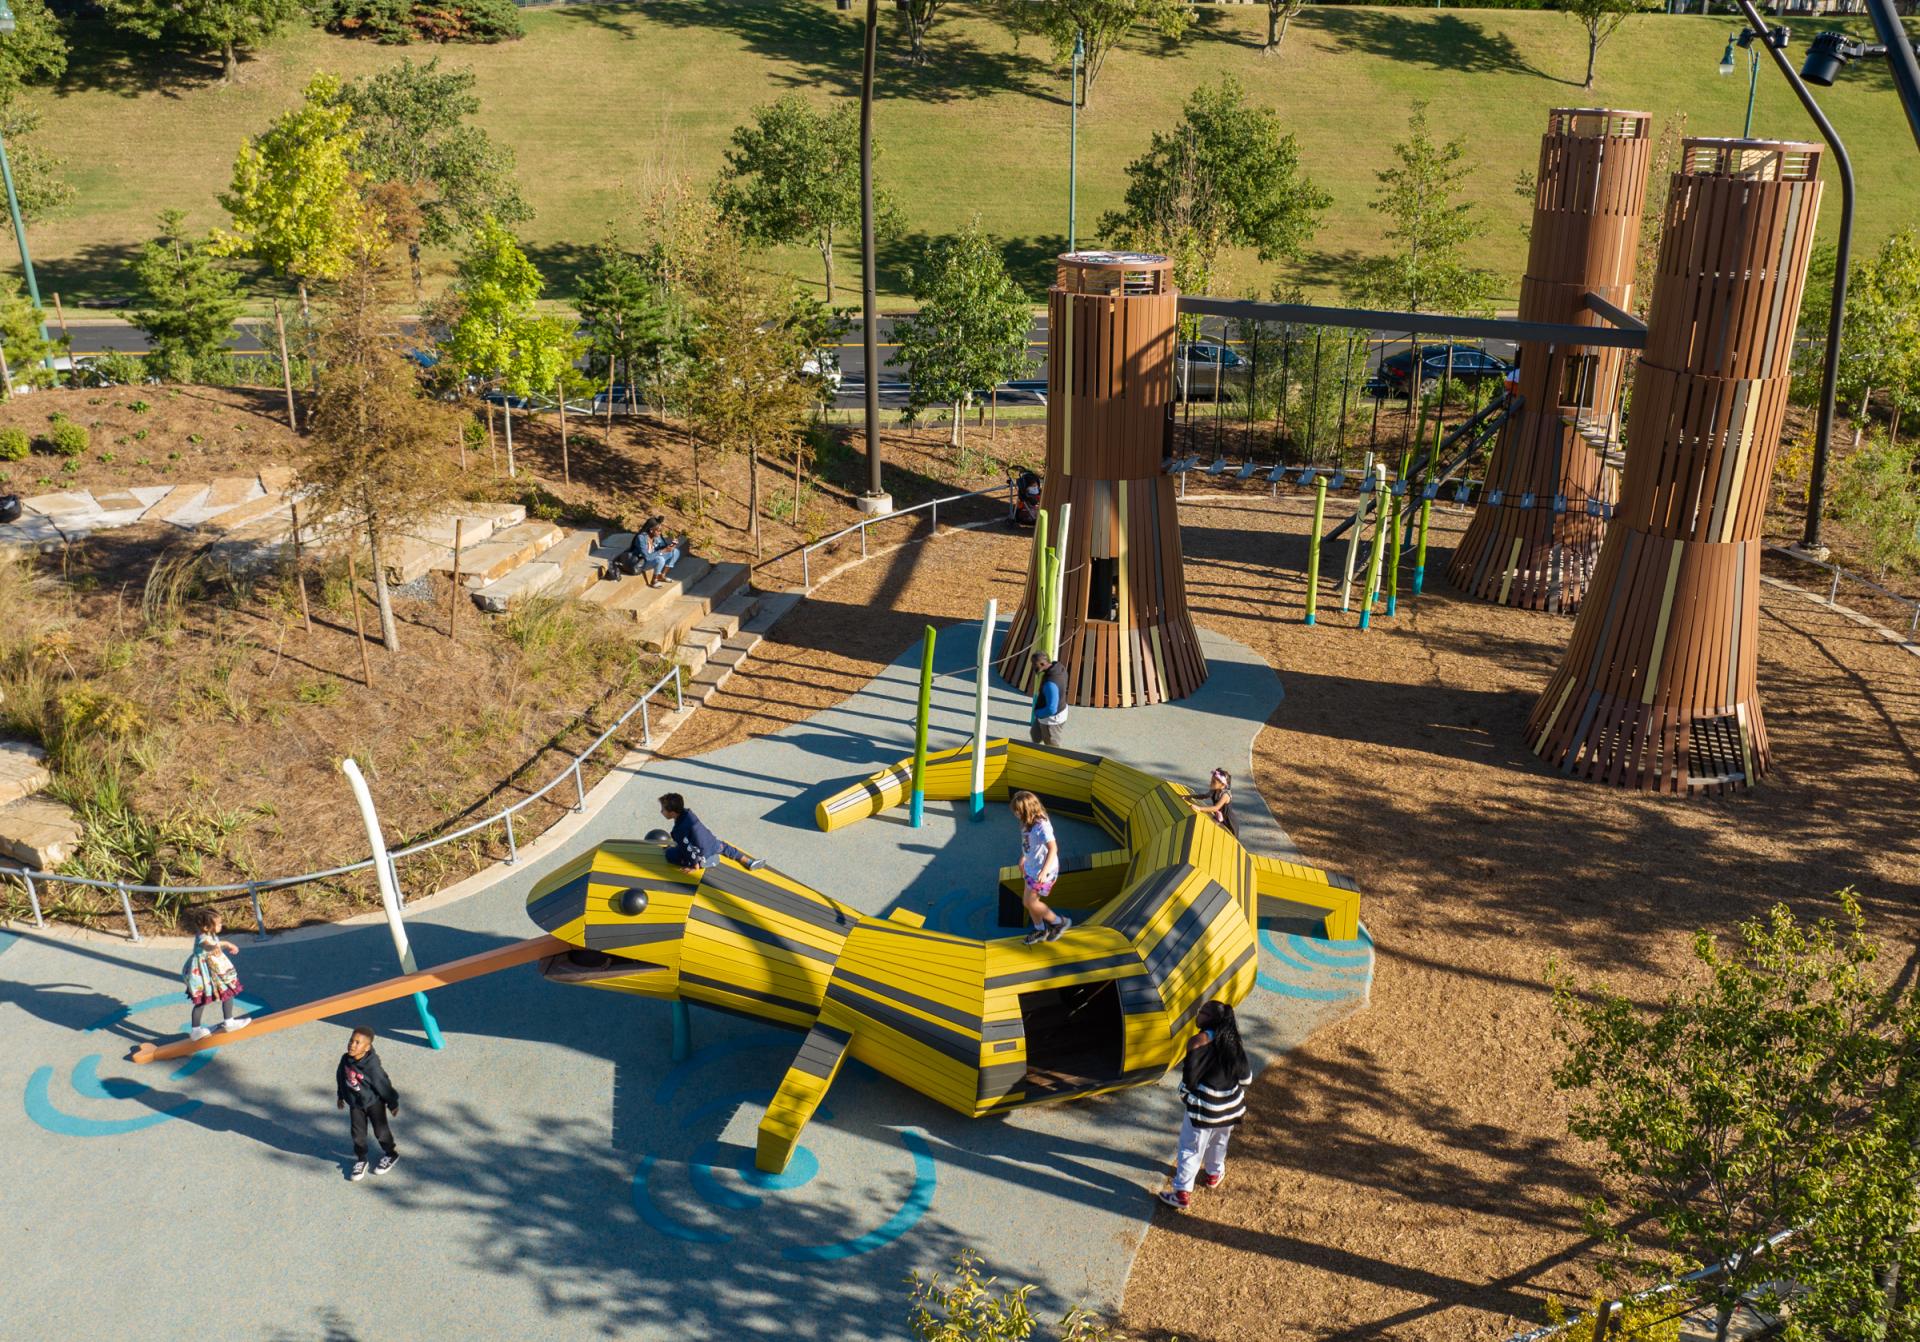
[0, 344, 15, 398]
[290, 501, 313, 634]
[347, 550, 374, 687]
[448, 518, 464, 639]
[51, 292, 70, 356]
[487, 400, 498, 475]
[273, 300, 299, 431]
[557, 377, 570, 485]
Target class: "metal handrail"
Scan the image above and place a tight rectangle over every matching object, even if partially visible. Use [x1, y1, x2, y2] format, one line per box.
[793, 485, 1006, 590]
[1, 664, 685, 943]
[1766, 543, 1920, 639]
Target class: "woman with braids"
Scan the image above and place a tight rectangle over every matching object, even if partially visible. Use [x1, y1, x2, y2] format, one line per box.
[1156, 999, 1253, 1211]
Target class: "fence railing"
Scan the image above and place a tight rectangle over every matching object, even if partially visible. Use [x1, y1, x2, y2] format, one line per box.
[0, 664, 685, 944]
[791, 484, 1007, 591]
[1766, 544, 1920, 641]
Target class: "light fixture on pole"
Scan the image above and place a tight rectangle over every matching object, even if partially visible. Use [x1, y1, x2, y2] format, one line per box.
[1719, 25, 1790, 138]
[0, 0, 51, 364]
[1068, 29, 1082, 254]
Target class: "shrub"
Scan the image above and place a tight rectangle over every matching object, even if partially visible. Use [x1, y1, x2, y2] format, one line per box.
[0, 426, 27, 460]
[321, 0, 524, 43]
[42, 418, 89, 457]
[907, 1251, 1112, 1342]
[74, 352, 147, 388]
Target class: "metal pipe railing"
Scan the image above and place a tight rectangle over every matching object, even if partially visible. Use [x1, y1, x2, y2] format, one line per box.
[791, 485, 1005, 590]
[1, 663, 686, 940]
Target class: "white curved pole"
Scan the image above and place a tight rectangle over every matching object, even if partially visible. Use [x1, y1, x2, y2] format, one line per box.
[341, 757, 445, 1049]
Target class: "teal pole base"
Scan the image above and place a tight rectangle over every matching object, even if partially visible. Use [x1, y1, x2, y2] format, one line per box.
[910, 790, 924, 827]
[1358, 610, 1372, 631]
[1303, 613, 1315, 627]
[1413, 567, 1425, 595]
[410, 991, 445, 1050]
[970, 791, 984, 820]
[1387, 596, 1398, 616]
[671, 1001, 692, 1062]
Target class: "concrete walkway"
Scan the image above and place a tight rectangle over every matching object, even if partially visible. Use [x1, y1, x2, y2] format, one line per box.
[0, 624, 1369, 1341]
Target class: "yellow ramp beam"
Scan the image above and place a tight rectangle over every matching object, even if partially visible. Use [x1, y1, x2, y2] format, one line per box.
[757, 1023, 854, 1173]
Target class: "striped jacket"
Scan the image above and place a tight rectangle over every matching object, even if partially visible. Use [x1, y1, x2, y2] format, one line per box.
[1178, 1035, 1252, 1129]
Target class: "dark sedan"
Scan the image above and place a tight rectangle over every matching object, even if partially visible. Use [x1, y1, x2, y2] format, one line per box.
[1378, 343, 1514, 391]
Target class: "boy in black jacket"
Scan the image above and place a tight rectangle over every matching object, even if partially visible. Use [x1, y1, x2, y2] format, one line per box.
[336, 1026, 401, 1181]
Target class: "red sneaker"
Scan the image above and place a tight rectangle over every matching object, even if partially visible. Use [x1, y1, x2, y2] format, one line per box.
[1201, 1172, 1224, 1190]
[1156, 1188, 1191, 1211]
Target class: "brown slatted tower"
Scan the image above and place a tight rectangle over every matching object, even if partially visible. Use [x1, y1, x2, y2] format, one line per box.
[1450, 108, 1651, 612]
[1528, 139, 1824, 794]
[999, 252, 1207, 706]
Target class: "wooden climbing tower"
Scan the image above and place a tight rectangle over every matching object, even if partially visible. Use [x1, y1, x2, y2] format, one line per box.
[1450, 108, 1652, 612]
[999, 252, 1207, 706]
[1528, 139, 1824, 793]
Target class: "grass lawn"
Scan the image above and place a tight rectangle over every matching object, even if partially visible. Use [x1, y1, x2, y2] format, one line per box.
[31, 2, 1920, 312]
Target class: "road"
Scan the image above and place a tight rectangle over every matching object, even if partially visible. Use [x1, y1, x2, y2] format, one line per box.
[62, 317, 1516, 413]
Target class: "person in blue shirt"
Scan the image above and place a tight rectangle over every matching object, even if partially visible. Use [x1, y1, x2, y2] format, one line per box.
[615, 516, 684, 586]
[658, 793, 765, 872]
[1029, 653, 1069, 746]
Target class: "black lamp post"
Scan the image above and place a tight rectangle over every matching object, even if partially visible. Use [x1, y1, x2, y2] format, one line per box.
[857, 0, 889, 511]
[1719, 25, 1790, 138]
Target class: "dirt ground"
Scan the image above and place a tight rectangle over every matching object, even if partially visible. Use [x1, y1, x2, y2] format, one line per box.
[664, 496, 1920, 1341]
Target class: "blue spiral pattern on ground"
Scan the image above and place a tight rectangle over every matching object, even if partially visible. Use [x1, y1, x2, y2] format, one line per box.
[24, 992, 266, 1137]
[629, 1035, 936, 1259]
[1255, 926, 1371, 1002]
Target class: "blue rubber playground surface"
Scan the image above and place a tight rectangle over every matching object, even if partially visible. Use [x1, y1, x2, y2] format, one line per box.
[0, 623, 1370, 1340]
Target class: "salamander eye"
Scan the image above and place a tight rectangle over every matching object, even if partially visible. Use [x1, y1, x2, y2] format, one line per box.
[619, 890, 649, 917]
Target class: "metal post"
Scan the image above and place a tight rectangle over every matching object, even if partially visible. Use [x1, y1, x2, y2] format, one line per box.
[504, 812, 518, 865]
[803, 548, 811, 590]
[861, 524, 868, 559]
[1305, 477, 1327, 625]
[930, 498, 938, 537]
[859, 0, 884, 503]
[1746, 46, 1760, 139]
[672, 665, 683, 711]
[1829, 567, 1841, 604]
[572, 761, 587, 812]
[971, 598, 996, 819]
[642, 700, 653, 747]
[119, 884, 140, 942]
[341, 758, 444, 1048]
[248, 883, 268, 940]
[909, 624, 936, 828]
[1069, 29, 1082, 253]
[1337, 334, 1353, 452]
[22, 869, 42, 927]
[0, 127, 51, 357]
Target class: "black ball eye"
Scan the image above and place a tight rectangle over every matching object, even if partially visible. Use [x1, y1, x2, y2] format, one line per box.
[618, 890, 649, 917]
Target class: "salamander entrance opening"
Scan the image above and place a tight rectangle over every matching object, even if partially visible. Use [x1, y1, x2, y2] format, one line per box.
[1017, 980, 1124, 1091]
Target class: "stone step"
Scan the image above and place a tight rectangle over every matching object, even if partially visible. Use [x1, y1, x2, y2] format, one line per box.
[0, 740, 51, 808]
[205, 490, 295, 534]
[602, 555, 715, 623]
[384, 504, 529, 583]
[633, 562, 749, 654]
[471, 529, 601, 612]
[676, 590, 759, 659]
[430, 520, 564, 585]
[0, 793, 82, 869]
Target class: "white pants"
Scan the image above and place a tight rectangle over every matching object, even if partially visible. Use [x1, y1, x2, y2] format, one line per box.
[1172, 1114, 1233, 1192]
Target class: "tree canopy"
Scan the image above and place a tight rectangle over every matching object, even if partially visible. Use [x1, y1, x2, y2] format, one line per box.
[1099, 75, 1328, 298]
[102, 0, 302, 82]
[715, 95, 887, 308]
[574, 232, 683, 410]
[1556, 0, 1645, 91]
[894, 220, 1033, 450]
[441, 216, 576, 399]
[1347, 101, 1495, 315]
[993, 0, 1195, 105]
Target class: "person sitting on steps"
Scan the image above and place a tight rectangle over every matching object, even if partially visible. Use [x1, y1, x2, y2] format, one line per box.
[615, 516, 684, 586]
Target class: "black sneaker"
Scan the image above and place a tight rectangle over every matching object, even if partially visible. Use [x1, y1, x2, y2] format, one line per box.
[1044, 916, 1072, 942]
[1023, 924, 1048, 945]
[349, 1160, 368, 1182]
[373, 1153, 398, 1176]
[746, 857, 767, 872]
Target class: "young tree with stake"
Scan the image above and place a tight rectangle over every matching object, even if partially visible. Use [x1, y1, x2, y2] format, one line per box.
[894, 221, 1033, 452]
[1557, 0, 1644, 92]
[131, 210, 246, 383]
[993, 0, 1195, 106]
[1347, 101, 1495, 316]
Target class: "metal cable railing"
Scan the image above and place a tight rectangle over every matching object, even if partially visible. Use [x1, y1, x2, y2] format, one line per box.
[1765, 543, 1920, 641]
[1, 664, 684, 944]
[783, 484, 1009, 591]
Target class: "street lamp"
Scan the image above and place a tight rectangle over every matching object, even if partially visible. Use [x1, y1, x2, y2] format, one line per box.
[0, 0, 52, 364]
[1068, 29, 1082, 254]
[1718, 25, 1790, 138]
[856, 0, 888, 512]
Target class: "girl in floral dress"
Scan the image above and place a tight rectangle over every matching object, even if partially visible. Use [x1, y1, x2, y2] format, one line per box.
[1011, 790, 1069, 944]
[182, 907, 251, 1040]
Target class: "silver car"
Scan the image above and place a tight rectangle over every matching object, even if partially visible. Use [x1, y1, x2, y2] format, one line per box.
[1173, 341, 1251, 401]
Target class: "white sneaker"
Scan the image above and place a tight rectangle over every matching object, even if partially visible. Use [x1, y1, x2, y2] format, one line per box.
[188, 1026, 212, 1041]
[220, 1016, 252, 1032]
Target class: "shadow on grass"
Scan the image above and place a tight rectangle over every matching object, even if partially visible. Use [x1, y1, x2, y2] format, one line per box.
[554, 0, 1048, 104]
[55, 25, 231, 99]
[1304, 7, 1561, 81]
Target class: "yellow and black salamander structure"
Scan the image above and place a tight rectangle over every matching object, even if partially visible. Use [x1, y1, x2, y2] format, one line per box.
[527, 740, 1360, 1173]
[130, 742, 1360, 1173]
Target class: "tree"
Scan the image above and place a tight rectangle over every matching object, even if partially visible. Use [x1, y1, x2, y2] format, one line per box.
[303, 245, 461, 654]
[1831, 434, 1920, 578]
[1099, 75, 1328, 299]
[439, 216, 576, 477]
[0, 0, 65, 101]
[0, 273, 57, 391]
[898, 0, 947, 66]
[1264, 0, 1306, 53]
[993, 0, 1195, 106]
[217, 73, 386, 312]
[0, 0, 71, 234]
[1551, 894, 1920, 1342]
[894, 221, 1033, 452]
[715, 95, 885, 307]
[1557, 0, 1642, 91]
[336, 58, 530, 301]
[1800, 230, 1920, 449]
[574, 231, 678, 417]
[684, 228, 815, 557]
[1346, 102, 1495, 316]
[102, 0, 302, 83]
[130, 211, 246, 382]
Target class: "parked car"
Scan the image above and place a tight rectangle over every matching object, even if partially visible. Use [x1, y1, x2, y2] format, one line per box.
[1377, 343, 1513, 392]
[800, 349, 843, 395]
[1173, 340, 1251, 401]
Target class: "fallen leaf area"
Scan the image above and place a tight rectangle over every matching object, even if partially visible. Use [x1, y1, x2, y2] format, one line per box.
[666, 502, 1920, 1342]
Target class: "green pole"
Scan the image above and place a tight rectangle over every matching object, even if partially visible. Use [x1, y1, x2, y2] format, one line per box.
[910, 624, 935, 827]
[1304, 476, 1327, 626]
[0, 131, 51, 361]
[1384, 491, 1400, 617]
[1358, 470, 1388, 631]
[1041, 545, 1059, 655]
[1413, 497, 1433, 595]
[1030, 509, 1048, 669]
